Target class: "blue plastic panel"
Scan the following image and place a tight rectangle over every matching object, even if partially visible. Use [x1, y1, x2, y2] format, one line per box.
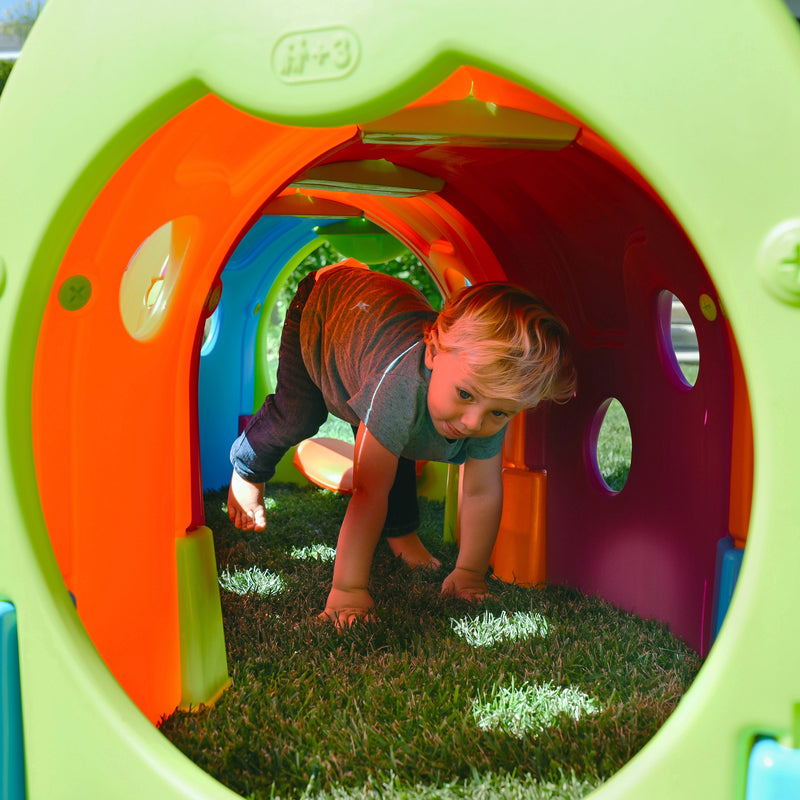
[198, 216, 322, 489]
[711, 535, 744, 643]
[1, 601, 25, 800]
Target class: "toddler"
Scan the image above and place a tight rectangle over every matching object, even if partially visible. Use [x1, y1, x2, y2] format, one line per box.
[228, 259, 576, 625]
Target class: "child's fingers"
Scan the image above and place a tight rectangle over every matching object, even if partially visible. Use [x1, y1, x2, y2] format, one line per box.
[441, 586, 489, 602]
[229, 505, 251, 530]
[440, 569, 489, 601]
[227, 500, 267, 532]
[227, 472, 267, 531]
[317, 606, 376, 629]
[249, 508, 267, 532]
[455, 586, 489, 602]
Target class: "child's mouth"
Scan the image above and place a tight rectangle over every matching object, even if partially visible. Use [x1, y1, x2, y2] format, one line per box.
[441, 421, 463, 439]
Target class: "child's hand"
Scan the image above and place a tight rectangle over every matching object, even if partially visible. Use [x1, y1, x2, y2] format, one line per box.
[441, 566, 489, 602]
[228, 470, 267, 531]
[318, 587, 376, 629]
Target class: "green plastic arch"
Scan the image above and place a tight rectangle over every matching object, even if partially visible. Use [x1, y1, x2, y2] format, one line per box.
[2, 1, 800, 798]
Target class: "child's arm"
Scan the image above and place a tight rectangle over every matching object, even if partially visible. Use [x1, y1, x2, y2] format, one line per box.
[441, 452, 503, 601]
[321, 422, 399, 626]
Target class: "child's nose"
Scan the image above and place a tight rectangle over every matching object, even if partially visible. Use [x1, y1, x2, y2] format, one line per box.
[460, 409, 483, 434]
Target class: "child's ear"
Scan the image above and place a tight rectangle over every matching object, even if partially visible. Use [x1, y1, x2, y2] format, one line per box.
[424, 340, 436, 370]
[424, 328, 440, 370]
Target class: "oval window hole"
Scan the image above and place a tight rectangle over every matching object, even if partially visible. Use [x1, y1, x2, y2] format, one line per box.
[658, 291, 699, 387]
[593, 398, 632, 492]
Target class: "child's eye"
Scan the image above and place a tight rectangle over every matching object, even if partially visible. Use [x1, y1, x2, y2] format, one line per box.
[458, 389, 472, 401]
[491, 410, 508, 419]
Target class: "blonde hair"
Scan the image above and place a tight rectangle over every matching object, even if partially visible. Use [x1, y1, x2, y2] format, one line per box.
[425, 282, 577, 408]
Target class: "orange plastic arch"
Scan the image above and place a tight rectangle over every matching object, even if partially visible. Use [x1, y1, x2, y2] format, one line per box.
[32, 95, 358, 720]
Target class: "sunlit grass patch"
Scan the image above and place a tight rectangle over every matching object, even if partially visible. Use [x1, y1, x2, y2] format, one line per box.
[290, 543, 337, 562]
[451, 610, 548, 647]
[218, 565, 286, 596]
[473, 681, 601, 738]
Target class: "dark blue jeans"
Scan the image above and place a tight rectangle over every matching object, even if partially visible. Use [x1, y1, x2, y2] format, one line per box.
[230, 272, 420, 538]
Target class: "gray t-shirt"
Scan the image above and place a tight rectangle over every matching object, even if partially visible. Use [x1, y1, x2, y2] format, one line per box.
[300, 263, 506, 464]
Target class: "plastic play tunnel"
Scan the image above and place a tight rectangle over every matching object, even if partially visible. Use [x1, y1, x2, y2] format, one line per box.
[1, 1, 800, 798]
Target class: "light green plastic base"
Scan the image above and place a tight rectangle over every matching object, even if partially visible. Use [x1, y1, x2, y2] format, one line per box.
[416, 460, 448, 502]
[176, 527, 231, 709]
[442, 463, 460, 545]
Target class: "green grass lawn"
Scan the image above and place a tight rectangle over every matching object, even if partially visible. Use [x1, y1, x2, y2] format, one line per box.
[160, 479, 703, 800]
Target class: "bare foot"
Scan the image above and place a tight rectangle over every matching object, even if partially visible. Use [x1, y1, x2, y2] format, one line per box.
[387, 532, 442, 570]
[227, 470, 267, 531]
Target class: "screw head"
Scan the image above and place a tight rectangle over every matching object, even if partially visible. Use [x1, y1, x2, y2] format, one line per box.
[58, 275, 92, 311]
[759, 220, 800, 306]
[699, 293, 717, 322]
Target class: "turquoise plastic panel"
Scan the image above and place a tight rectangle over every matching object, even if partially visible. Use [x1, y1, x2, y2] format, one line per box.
[711, 536, 745, 644]
[746, 739, 800, 799]
[1, 602, 25, 800]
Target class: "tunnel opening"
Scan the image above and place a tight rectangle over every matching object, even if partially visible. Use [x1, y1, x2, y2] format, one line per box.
[30, 65, 750, 731]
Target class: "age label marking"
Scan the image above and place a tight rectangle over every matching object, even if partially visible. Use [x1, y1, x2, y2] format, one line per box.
[273, 27, 360, 84]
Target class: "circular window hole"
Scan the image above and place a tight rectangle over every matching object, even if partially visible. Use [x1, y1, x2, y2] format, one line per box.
[657, 291, 699, 387]
[592, 398, 632, 492]
[119, 218, 194, 341]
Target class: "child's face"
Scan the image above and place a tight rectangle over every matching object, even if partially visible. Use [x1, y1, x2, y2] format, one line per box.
[424, 345, 521, 439]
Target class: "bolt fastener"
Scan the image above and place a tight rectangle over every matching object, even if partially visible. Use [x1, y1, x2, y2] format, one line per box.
[58, 275, 92, 311]
[759, 220, 800, 306]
